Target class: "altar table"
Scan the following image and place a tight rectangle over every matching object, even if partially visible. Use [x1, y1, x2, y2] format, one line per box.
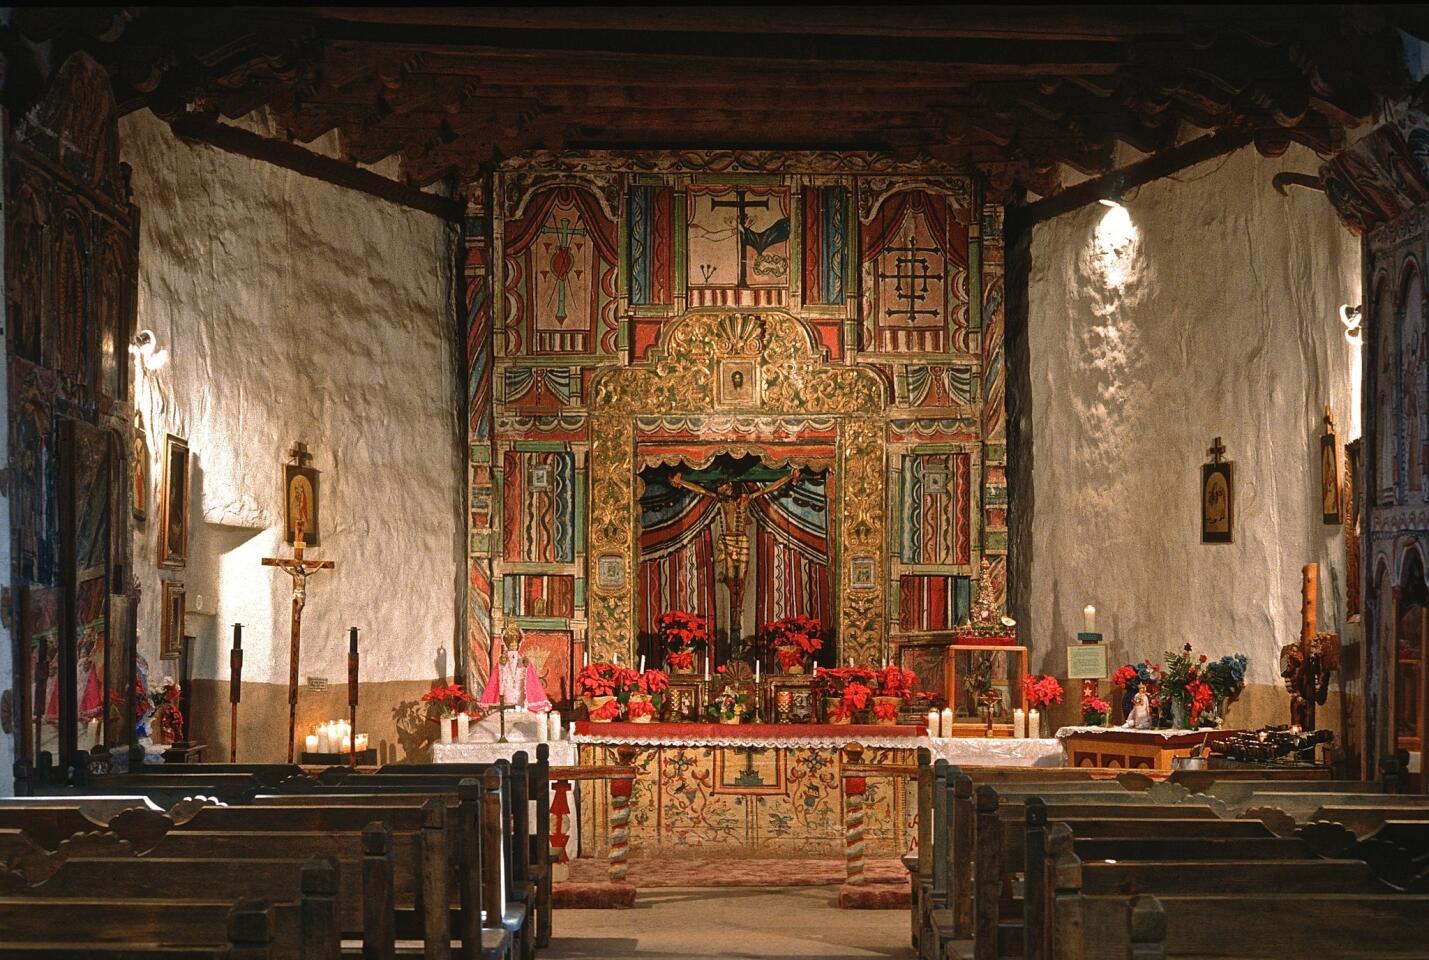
[573, 722, 921, 860]
[924, 736, 1063, 768]
[1056, 726, 1240, 771]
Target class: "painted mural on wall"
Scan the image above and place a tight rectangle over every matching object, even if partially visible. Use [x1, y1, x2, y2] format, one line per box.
[465, 151, 1006, 686]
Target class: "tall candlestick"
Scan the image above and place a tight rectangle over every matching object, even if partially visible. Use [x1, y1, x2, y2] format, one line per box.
[1083, 605, 1096, 634]
[233, 623, 243, 651]
[349, 626, 358, 654]
[549, 711, 561, 740]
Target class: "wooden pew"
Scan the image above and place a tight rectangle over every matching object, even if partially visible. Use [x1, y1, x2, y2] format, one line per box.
[0, 861, 339, 960]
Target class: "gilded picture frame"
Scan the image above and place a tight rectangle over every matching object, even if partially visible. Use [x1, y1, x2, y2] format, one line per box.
[157, 434, 189, 568]
[1321, 426, 1341, 525]
[159, 580, 186, 661]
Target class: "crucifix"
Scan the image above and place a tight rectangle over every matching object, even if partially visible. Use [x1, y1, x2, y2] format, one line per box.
[1208, 436, 1225, 463]
[1279, 563, 1338, 731]
[262, 520, 334, 762]
[709, 189, 770, 288]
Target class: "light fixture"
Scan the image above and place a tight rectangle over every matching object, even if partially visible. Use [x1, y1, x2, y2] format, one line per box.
[1097, 172, 1127, 209]
[130, 329, 169, 371]
[1339, 304, 1363, 345]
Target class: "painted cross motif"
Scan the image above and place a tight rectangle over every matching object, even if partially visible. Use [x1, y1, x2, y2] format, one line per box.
[709, 189, 771, 288]
[539, 218, 587, 324]
[877, 232, 942, 322]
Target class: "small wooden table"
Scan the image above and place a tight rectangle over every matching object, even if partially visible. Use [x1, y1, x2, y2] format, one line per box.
[162, 742, 207, 763]
[1057, 726, 1239, 771]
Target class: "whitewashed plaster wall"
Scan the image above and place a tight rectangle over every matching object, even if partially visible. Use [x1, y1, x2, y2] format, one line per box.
[119, 109, 462, 693]
[1024, 144, 1361, 692]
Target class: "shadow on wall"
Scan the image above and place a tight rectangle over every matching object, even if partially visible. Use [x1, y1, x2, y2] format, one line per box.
[390, 644, 460, 763]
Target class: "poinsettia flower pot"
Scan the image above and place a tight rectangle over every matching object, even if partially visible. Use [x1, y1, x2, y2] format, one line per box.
[776, 645, 807, 674]
[584, 695, 618, 721]
[718, 710, 744, 725]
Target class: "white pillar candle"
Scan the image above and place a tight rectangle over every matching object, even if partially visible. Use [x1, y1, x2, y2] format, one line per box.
[614, 652, 620, 665]
[316, 724, 328, 753]
[439, 717, 453, 744]
[456, 712, 470, 740]
[1028, 708, 1040, 739]
[926, 709, 940, 739]
[755, 661, 761, 683]
[341, 734, 352, 753]
[536, 712, 548, 742]
[355, 734, 368, 752]
[940, 707, 953, 738]
[549, 711, 561, 740]
[639, 655, 646, 673]
[305, 734, 319, 755]
[583, 650, 589, 667]
[1014, 708, 1027, 739]
[704, 655, 711, 680]
[1083, 605, 1096, 634]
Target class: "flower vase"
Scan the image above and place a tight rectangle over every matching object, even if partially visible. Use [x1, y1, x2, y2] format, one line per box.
[631, 712, 654, 724]
[1170, 699, 1190, 730]
[873, 695, 902, 726]
[821, 697, 842, 723]
[719, 711, 743, 725]
[584, 695, 618, 721]
[829, 713, 853, 726]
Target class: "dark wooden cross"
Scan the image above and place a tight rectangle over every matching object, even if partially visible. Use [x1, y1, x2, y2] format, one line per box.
[288, 441, 313, 467]
[709, 189, 769, 288]
[262, 522, 334, 762]
[1207, 436, 1226, 463]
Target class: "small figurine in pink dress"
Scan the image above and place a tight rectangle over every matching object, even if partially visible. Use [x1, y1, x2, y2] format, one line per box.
[479, 630, 551, 713]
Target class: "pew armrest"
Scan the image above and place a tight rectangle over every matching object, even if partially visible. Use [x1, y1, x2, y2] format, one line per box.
[480, 926, 511, 960]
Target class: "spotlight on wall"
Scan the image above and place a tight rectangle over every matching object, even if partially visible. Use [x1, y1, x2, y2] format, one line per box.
[1339, 304, 1363, 345]
[1097, 173, 1127, 209]
[130, 329, 169, 371]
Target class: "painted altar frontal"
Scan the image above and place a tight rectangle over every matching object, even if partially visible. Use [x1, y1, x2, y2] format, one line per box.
[573, 723, 919, 859]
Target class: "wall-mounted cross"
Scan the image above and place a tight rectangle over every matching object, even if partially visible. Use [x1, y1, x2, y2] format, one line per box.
[288, 441, 313, 467]
[1207, 437, 1226, 463]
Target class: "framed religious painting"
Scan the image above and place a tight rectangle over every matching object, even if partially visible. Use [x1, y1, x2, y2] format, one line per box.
[284, 463, 320, 546]
[159, 580, 186, 661]
[849, 556, 877, 591]
[596, 554, 625, 590]
[1200, 438, 1233, 545]
[716, 358, 760, 408]
[894, 633, 956, 706]
[132, 414, 147, 522]
[157, 434, 189, 568]
[1321, 409, 1341, 524]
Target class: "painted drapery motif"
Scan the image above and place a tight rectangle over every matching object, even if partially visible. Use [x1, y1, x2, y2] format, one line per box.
[861, 190, 969, 354]
[503, 187, 617, 356]
[628, 184, 675, 307]
[899, 575, 971, 631]
[502, 450, 576, 563]
[801, 185, 849, 305]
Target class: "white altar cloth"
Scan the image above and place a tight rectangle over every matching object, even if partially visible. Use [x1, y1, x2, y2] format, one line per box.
[432, 738, 578, 766]
[923, 737, 1064, 767]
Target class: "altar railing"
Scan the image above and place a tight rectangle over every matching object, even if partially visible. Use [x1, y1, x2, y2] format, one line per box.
[551, 748, 638, 882]
[839, 742, 920, 886]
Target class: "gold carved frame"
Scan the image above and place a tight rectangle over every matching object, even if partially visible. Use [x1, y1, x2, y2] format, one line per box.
[586, 311, 888, 664]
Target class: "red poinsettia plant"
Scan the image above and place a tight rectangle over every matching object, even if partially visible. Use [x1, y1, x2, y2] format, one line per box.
[872, 699, 901, 723]
[1081, 693, 1111, 725]
[656, 610, 711, 652]
[1022, 674, 1065, 709]
[874, 665, 919, 700]
[667, 649, 696, 671]
[421, 683, 473, 719]
[626, 698, 657, 721]
[575, 663, 640, 701]
[589, 698, 623, 721]
[637, 669, 670, 710]
[813, 665, 878, 699]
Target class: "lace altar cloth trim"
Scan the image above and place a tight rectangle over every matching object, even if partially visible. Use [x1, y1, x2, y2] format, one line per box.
[433, 740, 579, 765]
[924, 737, 1065, 767]
[572, 720, 923, 749]
[1055, 725, 1241, 743]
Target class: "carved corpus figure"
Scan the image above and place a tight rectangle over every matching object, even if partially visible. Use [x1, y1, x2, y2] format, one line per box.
[670, 466, 801, 640]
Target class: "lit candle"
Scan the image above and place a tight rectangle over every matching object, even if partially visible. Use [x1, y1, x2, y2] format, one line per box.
[439, 717, 452, 745]
[1083, 605, 1096, 634]
[639, 655, 646, 673]
[456, 712, 470, 740]
[305, 734, 319, 755]
[940, 707, 953, 737]
[536, 712, 548, 742]
[340, 734, 352, 753]
[704, 655, 711, 680]
[1014, 708, 1027, 739]
[316, 723, 328, 753]
[1028, 708, 1040, 738]
[813, 664, 819, 677]
[583, 651, 589, 667]
[614, 652, 620, 665]
[926, 709, 940, 739]
[354, 734, 368, 752]
[755, 661, 761, 683]
[847, 658, 853, 667]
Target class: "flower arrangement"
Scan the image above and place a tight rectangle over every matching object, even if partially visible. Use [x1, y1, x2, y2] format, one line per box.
[657, 611, 711, 652]
[1112, 647, 1248, 729]
[667, 649, 696, 672]
[759, 616, 824, 673]
[874, 664, 919, 700]
[626, 698, 657, 722]
[147, 675, 184, 742]
[637, 669, 670, 711]
[813, 665, 878, 699]
[1081, 693, 1110, 726]
[707, 687, 748, 723]
[1021, 674, 1064, 709]
[421, 683, 473, 719]
[574, 663, 639, 700]
[830, 681, 873, 723]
